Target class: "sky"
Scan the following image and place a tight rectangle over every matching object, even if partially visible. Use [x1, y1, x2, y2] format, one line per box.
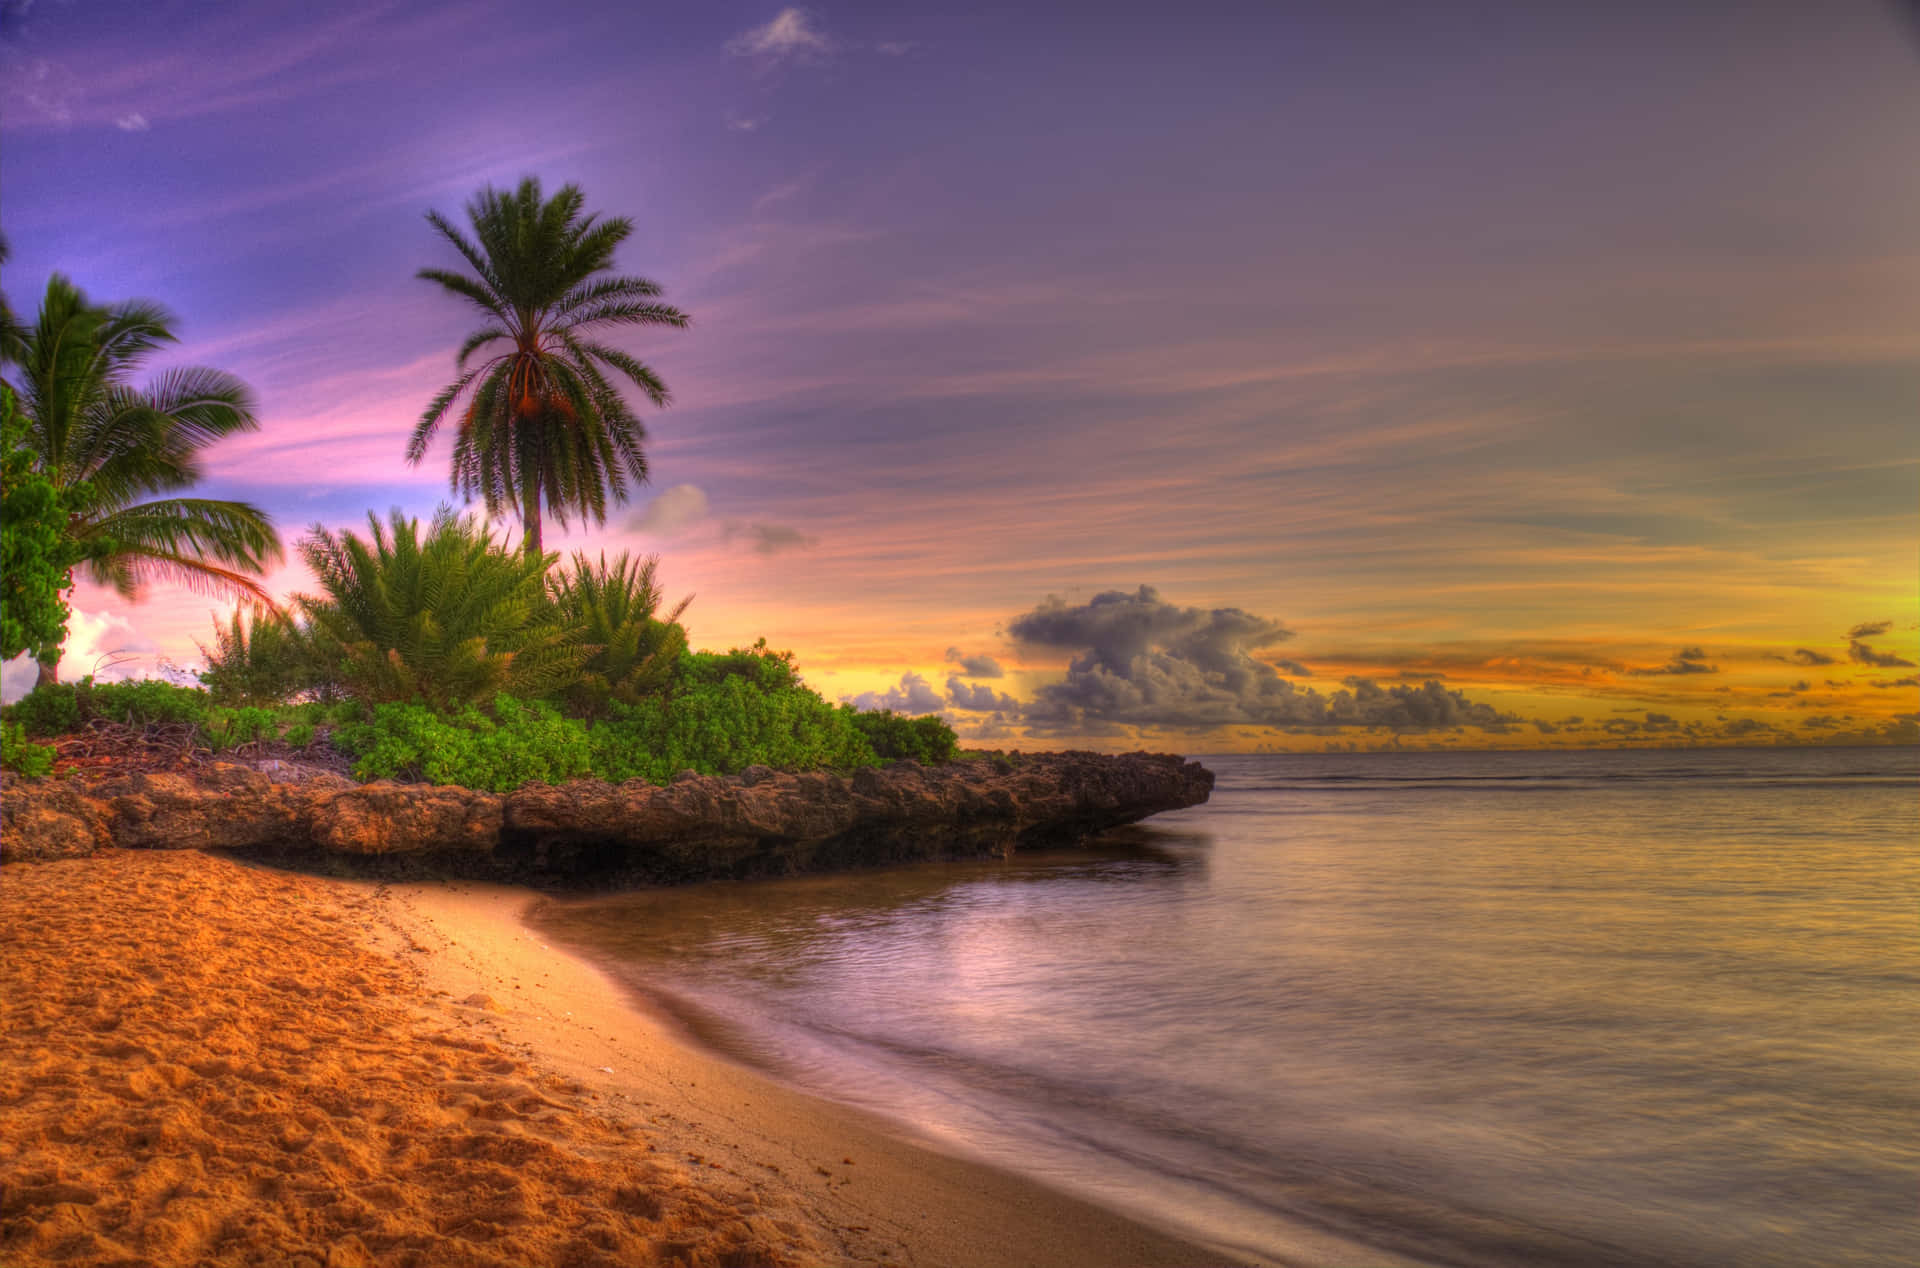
[2, 0, 1916, 751]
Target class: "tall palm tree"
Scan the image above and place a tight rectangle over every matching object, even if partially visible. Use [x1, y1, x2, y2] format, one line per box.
[409, 178, 689, 554]
[5, 275, 282, 684]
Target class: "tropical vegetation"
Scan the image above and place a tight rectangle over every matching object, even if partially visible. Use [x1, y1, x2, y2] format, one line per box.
[2, 273, 281, 684]
[2, 184, 965, 789]
[408, 178, 689, 554]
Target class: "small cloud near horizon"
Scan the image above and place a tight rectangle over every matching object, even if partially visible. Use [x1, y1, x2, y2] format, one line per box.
[1628, 646, 1717, 676]
[723, 520, 816, 555]
[114, 112, 149, 132]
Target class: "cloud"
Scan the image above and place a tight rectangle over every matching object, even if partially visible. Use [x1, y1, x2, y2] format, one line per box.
[844, 672, 945, 715]
[727, 8, 831, 63]
[1629, 646, 1718, 675]
[724, 521, 817, 554]
[114, 112, 149, 132]
[947, 676, 1020, 713]
[876, 41, 917, 56]
[1, 606, 162, 703]
[1273, 658, 1313, 677]
[1847, 636, 1915, 669]
[1847, 621, 1891, 640]
[1008, 585, 1516, 733]
[726, 115, 769, 133]
[1873, 675, 1920, 689]
[1788, 648, 1836, 666]
[944, 647, 1004, 678]
[629, 484, 709, 535]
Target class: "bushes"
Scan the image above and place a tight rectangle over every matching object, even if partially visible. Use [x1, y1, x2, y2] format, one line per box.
[2, 721, 56, 776]
[299, 507, 579, 709]
[847, 709, 959, 765]
[198, 607, 339, 705]
[548, 551, 689, 718]
[335, 695, 593, 791]
[5, 678, 211, 737]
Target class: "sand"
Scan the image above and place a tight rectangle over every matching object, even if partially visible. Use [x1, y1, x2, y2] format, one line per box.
[0, 851, 1249, 1268]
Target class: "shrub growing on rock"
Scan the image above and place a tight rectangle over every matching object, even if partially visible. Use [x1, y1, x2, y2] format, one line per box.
[846, 709, 958, 765]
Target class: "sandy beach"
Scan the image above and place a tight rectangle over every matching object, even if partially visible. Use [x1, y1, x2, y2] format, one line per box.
[0, 849, 1244, 1268]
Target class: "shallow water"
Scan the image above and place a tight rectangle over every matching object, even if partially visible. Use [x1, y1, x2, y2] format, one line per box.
[530, 746, 1920, 1266]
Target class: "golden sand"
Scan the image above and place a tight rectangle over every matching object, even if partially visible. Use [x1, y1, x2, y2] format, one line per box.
[0, 852, 1241, 1268]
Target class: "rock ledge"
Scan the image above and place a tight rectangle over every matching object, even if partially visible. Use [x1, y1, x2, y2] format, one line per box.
[1, 752, 1213, 882]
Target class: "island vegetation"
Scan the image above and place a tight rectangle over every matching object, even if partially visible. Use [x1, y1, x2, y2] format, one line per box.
[0, 186, 958, 786]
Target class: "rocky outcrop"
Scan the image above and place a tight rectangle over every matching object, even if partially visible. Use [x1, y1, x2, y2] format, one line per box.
[1, 753, 1213, 882]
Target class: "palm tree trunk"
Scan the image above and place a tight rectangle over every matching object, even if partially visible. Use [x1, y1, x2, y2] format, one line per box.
[522, 483, 543, 556]
[35, 652, 60, 688]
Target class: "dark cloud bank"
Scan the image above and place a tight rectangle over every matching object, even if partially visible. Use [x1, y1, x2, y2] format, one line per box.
[1005, 586, 1519, 735]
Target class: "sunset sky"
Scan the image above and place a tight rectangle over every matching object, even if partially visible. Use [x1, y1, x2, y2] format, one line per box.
[3, 0, 1915, 750]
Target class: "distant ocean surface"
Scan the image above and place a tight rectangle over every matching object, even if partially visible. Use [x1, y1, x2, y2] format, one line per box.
[530, 746, 1920, 1267]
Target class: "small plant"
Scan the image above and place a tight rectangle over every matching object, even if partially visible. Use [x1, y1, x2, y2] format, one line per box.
[1, 720, 57, 776]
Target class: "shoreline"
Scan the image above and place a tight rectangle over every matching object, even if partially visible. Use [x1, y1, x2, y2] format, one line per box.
[0, 848, 1260, 1267]
[374, 873, 1273, 1268]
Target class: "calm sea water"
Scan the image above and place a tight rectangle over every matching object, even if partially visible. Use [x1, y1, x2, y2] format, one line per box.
[529, 746, 1920, 1267]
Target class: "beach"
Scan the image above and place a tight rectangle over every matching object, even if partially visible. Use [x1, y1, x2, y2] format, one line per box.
[0, 849, 1241, 1268]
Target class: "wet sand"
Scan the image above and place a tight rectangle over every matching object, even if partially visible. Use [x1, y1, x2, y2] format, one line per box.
[0, 850, 1245, 1267]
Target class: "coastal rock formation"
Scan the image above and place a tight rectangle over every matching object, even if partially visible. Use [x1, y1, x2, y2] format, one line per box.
[1, 752, 1213, 881]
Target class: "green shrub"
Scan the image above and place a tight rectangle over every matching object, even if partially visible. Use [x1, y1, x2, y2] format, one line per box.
[198, 606, 341, 706]
[591, 665, 876, 784]
[1, 720, 57, 776]
[300, 507, 581, 709]
[335, 694, 593, 792]
[283, 721, 316, 748]
[5, 682, 80, 737]
[203, 705, 279, 751]
[548, 551, 690, 718]
[3, 677, 211, 737]
[846, 709, 959, 765]
[79, 678, 211, 728]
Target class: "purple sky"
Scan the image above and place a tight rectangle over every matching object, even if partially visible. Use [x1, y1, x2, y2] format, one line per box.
[4, 1, 1916, 748]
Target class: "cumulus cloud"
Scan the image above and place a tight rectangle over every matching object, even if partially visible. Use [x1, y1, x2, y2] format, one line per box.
[629, 484, 709, 535]
[1007, 585, 1517, 734]
[0, 607, 161, 703]
[843, 672, 945, 715]
[114, 112, 149, 132]
[727, 8, 832, 63]
[944, 647, 1004, 678]
[947, 676, 1020, 713]
[1629, 646, 1718, 676]
[1273, 658, 1313, 677]
[1847, 621, 1891, 640]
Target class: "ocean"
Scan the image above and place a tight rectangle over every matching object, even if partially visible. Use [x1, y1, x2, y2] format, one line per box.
[528, 745, 1920, 1267]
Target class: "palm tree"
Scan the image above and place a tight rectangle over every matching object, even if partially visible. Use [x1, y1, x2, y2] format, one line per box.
[409, 178, 689, 554]
[5, 275, 282, 684]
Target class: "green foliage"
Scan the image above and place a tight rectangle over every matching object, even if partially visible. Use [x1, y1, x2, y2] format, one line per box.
[410, 177, 691, 553]
[299, 507, 581, 709]
[2, 720, 57, 777]
[335, 694, 593, 792]
[548, 550, 689, 717]
[283, 721, 317, 748]
[3, 677, 210, 737]
[591, 671, 877, 784]
[197, 606, 342, 705]
[846, 709, 960, 765]
[202, 705, 279, 751]
[1, 384, 90, 661]
[6, 274, 280, 671]
[676, 639, 801, 691]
